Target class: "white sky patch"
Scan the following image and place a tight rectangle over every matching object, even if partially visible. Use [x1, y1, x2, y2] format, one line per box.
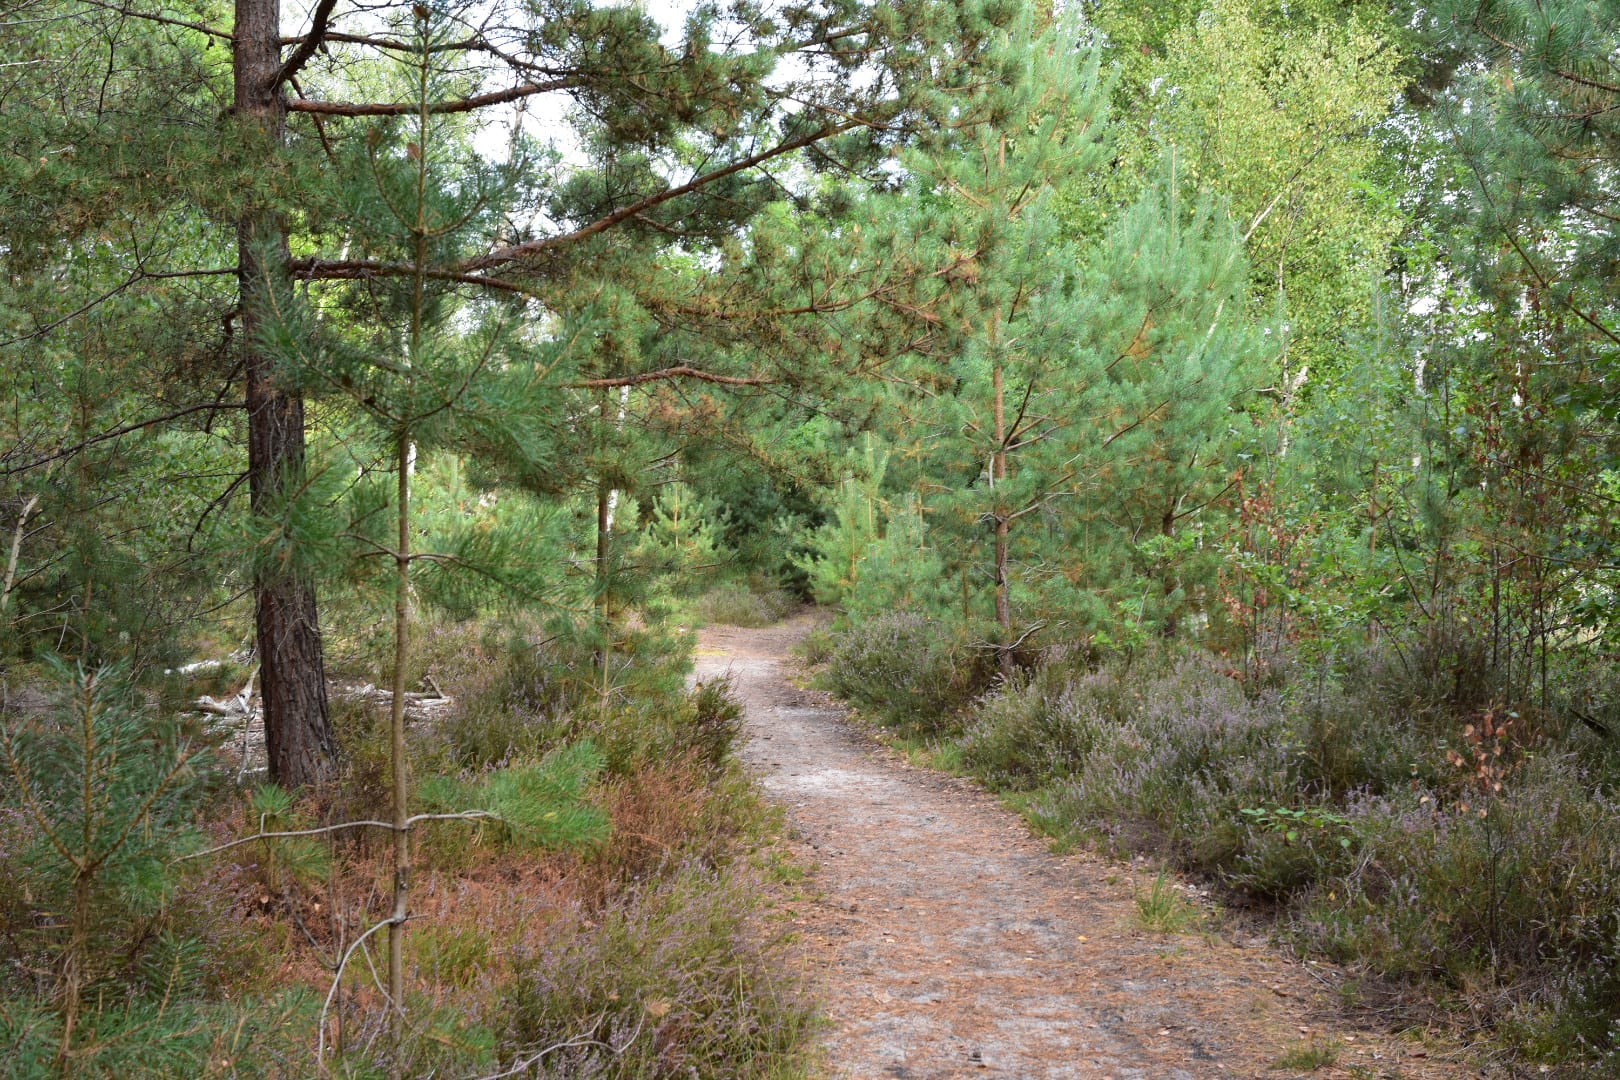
[282, 0, 698, 167]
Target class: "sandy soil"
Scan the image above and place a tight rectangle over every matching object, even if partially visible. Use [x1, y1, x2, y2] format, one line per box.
[694, 615, 1480, 1080]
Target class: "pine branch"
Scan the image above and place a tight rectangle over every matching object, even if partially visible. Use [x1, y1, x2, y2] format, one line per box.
[462, 122, 856, 271]
[1500, 229, 1620, 349]
[0, 266, 237, 348]
[291, 123, 857, 288]
[281, 31, 487, 54]
[287, 260, 543, 298]
[1467, 16, 1620, 96]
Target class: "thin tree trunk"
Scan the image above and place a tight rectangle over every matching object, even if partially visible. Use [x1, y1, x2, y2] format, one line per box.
[388, 429, 412, 1071]
[1, 491, 39, 621]
[57, 674, 96, 1073]
[992, 361, 1013, 680]
[593, 387, 614, 692]
[991, 136, 1014, 678]
[595, 478, 612, 622]
[235, 0, 336, 788]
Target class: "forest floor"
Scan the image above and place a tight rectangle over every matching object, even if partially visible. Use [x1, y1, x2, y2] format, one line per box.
[694, 614, 1483, 1080]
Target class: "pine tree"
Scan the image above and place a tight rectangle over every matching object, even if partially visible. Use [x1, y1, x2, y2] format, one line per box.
[783, 13, 1269, 660]
[5, 0, 1055, 786]
[0, 662, 209, 1070]
[887, 13, 1114, 673]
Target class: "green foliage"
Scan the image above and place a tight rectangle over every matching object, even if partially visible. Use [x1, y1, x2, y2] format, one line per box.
[1116, 0, 1406, 384]
[635, 482, 731, 588]
[1134, 873, 1204, 934]
[690, 581, 799, 628]
[417, 742, 611, 851]
[434, 627, 745, 778]
[245, 784, 330, 893]
[1, 661, 208, 955]
[1272, 1039, 1341, 1072]
[793, 439, 888, 608]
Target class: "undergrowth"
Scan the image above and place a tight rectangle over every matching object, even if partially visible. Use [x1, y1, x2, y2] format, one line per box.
[1, 618, 816, 1078]
[818, 616, 1620, 1073]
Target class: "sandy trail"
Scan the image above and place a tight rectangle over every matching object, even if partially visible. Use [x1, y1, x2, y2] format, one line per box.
[694, 615, 1476, 1080]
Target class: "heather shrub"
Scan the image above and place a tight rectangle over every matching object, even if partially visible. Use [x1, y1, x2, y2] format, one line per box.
[1346, 620, 1504, 730]
[794, 626, 836, 667]
[589, 761, 781, 895]
[1021, 653, 1308, 871]
[1299, 757, 1620, 1015]
[693, 581, 798, 628]
[960, 646, 1144, 789]
[681, 677, 749, 772]
[819, 611, 993, 733]
[539, 678, 745, 780]
[500, 865, 816, 1078]
[955, 630, 1620, 1066]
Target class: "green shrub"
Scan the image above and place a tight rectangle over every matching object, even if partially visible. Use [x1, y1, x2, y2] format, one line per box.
[421, 622, 746, 785]
[417, 742, 612, 852]
[960, 647, 1134, 789]
[1299, 756, 1620, 1005]
[819, 611, 994, 733]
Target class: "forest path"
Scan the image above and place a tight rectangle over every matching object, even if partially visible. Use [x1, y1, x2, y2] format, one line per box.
[694, 615, 1475, 1080]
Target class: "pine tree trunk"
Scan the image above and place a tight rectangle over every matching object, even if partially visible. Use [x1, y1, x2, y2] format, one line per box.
[235, 0, 336, 788]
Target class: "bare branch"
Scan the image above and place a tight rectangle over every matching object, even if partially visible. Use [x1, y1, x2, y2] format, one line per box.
[272, 0, 339, 89]
[317, 915, 398, 1062]
[473, 1016, 643, 1080]
[568, 366, 772, 389]
[176, 809, 504, 863]
[289, 77, 582, 116]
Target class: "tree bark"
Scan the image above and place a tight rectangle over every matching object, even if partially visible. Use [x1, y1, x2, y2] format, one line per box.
[236, 0, 336, 788]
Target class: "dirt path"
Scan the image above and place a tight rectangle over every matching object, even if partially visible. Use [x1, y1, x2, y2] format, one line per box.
[695, 616, 1478, 1080]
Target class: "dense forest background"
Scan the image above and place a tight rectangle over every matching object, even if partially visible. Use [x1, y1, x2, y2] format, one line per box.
[3, 0, 1619, 1074]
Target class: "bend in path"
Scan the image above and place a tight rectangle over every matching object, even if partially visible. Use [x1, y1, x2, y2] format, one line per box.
[696, 616, 1478, 1080]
